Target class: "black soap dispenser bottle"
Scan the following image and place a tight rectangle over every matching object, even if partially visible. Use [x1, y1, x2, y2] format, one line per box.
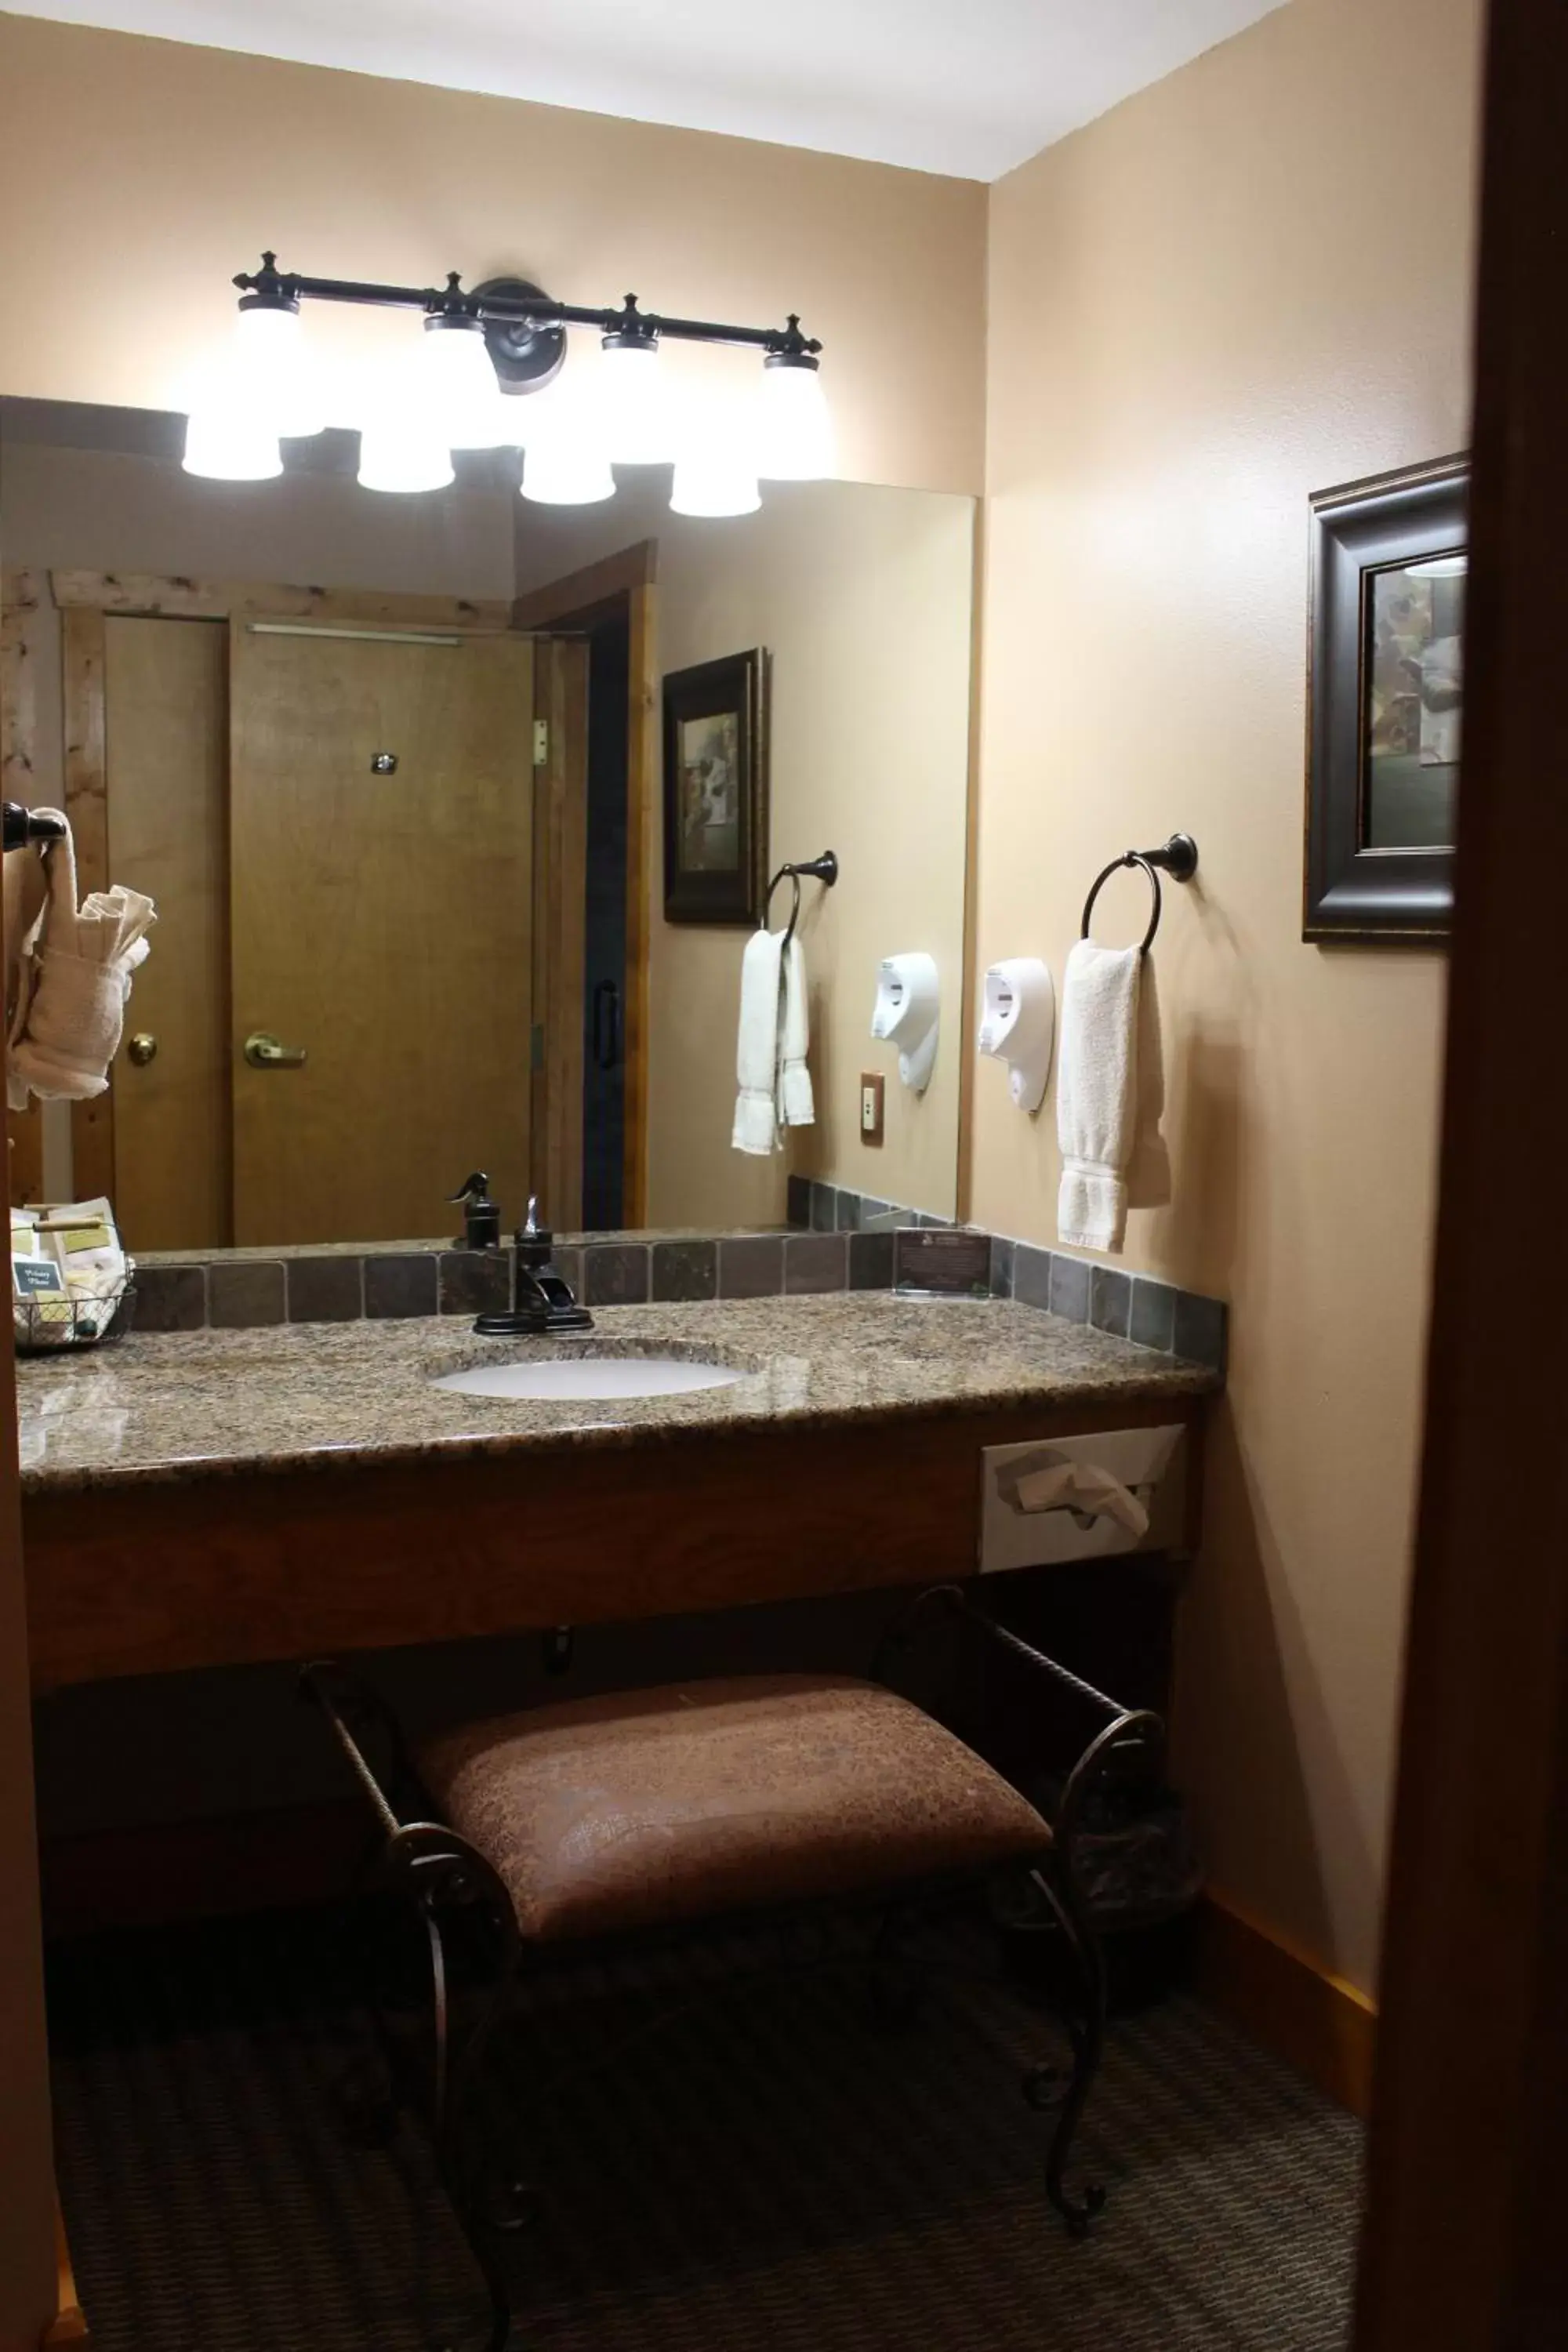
[448, 1172, 502, 1251]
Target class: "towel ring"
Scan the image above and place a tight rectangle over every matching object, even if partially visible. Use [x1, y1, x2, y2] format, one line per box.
[1080, 833, 1198, 957]
[764, 850, 839, 947]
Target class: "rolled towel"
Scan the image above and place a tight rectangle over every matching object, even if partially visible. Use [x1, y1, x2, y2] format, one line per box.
[9, 815, 155, 1104]
[732, 925, 783, 1156]
[1056, 938, 1140, 1254]
[777, 935, 815, 1129]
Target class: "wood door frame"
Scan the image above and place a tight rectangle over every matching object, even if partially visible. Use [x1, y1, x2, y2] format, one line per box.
[1, 567, 46, 1204]
[513, 539, 657, 1225]
[0, 602, 60, 2343]
[530, 637, 589, 1229]
[2, 571, 524, 1214]
[1354, 0, 1568, 2340]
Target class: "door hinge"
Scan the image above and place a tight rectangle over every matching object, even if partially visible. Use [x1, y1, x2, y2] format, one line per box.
[532, 719, 549, 768]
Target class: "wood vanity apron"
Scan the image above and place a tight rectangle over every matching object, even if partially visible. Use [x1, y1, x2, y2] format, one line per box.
[17, 1302, 1214, 1691]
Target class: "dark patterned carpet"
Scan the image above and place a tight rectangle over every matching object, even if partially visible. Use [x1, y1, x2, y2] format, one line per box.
[48, 1906, 1361, 2351]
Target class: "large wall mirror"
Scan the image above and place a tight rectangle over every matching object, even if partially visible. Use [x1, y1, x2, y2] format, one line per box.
[0, 399, 973, 1250]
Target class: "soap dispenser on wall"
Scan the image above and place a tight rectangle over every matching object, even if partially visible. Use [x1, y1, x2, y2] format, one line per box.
[871, 954, 939, 1094]
[977, 959, 1055, 1115]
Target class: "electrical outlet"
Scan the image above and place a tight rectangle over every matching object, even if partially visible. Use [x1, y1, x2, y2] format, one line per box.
[859, 1072, 885, 1145]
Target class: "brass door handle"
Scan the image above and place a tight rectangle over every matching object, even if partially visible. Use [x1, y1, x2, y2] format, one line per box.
[126, 1032, 158, 1067]
[243, 1029, 308, 1069]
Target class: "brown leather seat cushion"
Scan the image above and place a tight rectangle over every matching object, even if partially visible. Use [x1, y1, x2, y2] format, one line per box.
[415, 1674, 1051, 1944]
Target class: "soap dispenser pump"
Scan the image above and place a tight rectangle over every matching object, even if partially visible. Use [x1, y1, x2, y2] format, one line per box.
[448, 1172, 501, 1251]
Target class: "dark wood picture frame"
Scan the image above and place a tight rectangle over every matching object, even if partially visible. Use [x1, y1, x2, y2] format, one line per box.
[662, 648, 768, 925]
[1305, 454, 1468, 943]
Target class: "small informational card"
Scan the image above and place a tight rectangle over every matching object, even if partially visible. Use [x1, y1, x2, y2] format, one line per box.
[13, 1256, 67, 1298]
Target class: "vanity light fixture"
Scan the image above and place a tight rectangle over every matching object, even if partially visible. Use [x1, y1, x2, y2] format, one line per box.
[670, 390, 761, 518]
[757, 349, 834, 481]
[598, 299, 672, 466]
[1404, 552, 1468, 578]
[186, 256, 829, 509]
[416, 312, 514, 452]
[518, 379, 616, 506]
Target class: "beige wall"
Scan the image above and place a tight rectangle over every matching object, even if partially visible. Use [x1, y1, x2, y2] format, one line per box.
[973, 0, 1480, 1994]
[517, 480, 973, 1226]
[0, 13, 986, 499]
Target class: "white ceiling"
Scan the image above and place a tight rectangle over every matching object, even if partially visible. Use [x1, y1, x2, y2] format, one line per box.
[16, 0, 1292, 180]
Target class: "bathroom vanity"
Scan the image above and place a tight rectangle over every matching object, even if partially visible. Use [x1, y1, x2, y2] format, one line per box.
[19, 1293, 1218, 1693]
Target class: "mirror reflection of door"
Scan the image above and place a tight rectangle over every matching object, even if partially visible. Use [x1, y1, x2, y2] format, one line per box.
[103, 612, 586, 1248]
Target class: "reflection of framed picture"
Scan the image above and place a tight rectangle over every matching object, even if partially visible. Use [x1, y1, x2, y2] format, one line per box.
[1305, 455, 1467, 942]
[662, 648, 768, 924]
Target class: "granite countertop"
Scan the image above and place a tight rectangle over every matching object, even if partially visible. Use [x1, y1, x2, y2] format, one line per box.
[16, 1293, 1221, 1496]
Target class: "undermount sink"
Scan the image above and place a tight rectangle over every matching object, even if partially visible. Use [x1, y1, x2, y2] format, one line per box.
[433, 1356, 747, 1403]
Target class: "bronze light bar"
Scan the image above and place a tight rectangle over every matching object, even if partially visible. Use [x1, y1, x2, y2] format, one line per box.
[233, 253, 822, 392]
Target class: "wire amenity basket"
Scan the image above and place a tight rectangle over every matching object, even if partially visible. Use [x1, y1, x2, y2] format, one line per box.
[14, 1276, 137, 1356]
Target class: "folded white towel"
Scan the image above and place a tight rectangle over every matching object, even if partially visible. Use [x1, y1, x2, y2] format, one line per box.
[732, 926, 783, 1156]
[732, 926, 817, 1156]
[8, 814, 155, 1107]
[778, 936, 815, 1130]
[1056, 938, 1141, 1254]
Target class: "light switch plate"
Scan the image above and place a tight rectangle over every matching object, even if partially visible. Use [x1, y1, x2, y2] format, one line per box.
[859, 1072, 885, 1145]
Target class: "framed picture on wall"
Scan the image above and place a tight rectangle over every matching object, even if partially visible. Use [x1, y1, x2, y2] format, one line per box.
[1304, 454, 1468, 942]
[662, 648, 768, 924]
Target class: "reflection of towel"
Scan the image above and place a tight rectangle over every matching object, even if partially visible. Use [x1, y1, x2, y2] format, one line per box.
[8, 815, 155, 1106]
[778, 938, 815, 1129]
[732, 929, 816, 1156]
[1057, 939, 1140, 1254]
[733, 927, 783, 1155]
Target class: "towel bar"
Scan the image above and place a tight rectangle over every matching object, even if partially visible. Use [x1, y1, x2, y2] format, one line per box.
[1080, 833, 1198, 956]
[764, 850, 838, 946]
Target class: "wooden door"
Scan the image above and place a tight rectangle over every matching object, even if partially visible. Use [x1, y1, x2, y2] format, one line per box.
[229, 624, 535, 1245]
[104, 614, 230, 1252]
[1354, 0, 1568, 2341]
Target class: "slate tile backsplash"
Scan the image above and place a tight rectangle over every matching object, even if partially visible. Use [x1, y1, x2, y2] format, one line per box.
[365, 1254, 438, 1320]
[717, 1236, 786, 1299]
[208, 1261, 285, 1330]
[286, 1255, 365, 1324]
[124, 1196, 1228, 1375]
[652, 1240, 718, 1304]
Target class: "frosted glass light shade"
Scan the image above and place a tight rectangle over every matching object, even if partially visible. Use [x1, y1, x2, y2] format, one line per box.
[181, 409, 282, 481]
[599, 338, 670, 464]
[518, 382, 614, 504]
[521, 440, 615, 504]
[1405, 552, 1468, 579]
[757, 356, 833, 481]
[358, 415, 456, 493]
[234, 302, 325, 438]
[670, 419, 760, 517]
[419, 318, 512, 449]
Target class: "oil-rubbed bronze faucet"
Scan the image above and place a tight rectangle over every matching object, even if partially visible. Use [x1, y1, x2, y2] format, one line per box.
[474, 1196, 593, 1337]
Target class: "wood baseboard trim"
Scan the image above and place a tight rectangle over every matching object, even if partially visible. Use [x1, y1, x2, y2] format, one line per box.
[42, 2200, 88, 2348]
[39, 1801, 368, 1939]
[1192, 1889, 1377, 2118]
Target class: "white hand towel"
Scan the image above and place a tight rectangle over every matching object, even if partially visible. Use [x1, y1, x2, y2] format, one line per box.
[777, 936, 815, 1130]
[732, 926, 784, 1156]
[1056, 938, 1141, 1254]
[8, 815, 155, 1105]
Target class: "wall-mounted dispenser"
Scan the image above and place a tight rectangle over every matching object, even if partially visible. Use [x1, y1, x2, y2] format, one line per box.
[871, 953, 939, 1094]
[977, 958, 1055, 1115]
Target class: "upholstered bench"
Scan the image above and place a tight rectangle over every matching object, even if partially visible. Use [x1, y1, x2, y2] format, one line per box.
[415, 1673, 1051, 1944]
[306, 1601, 1162, 2352]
